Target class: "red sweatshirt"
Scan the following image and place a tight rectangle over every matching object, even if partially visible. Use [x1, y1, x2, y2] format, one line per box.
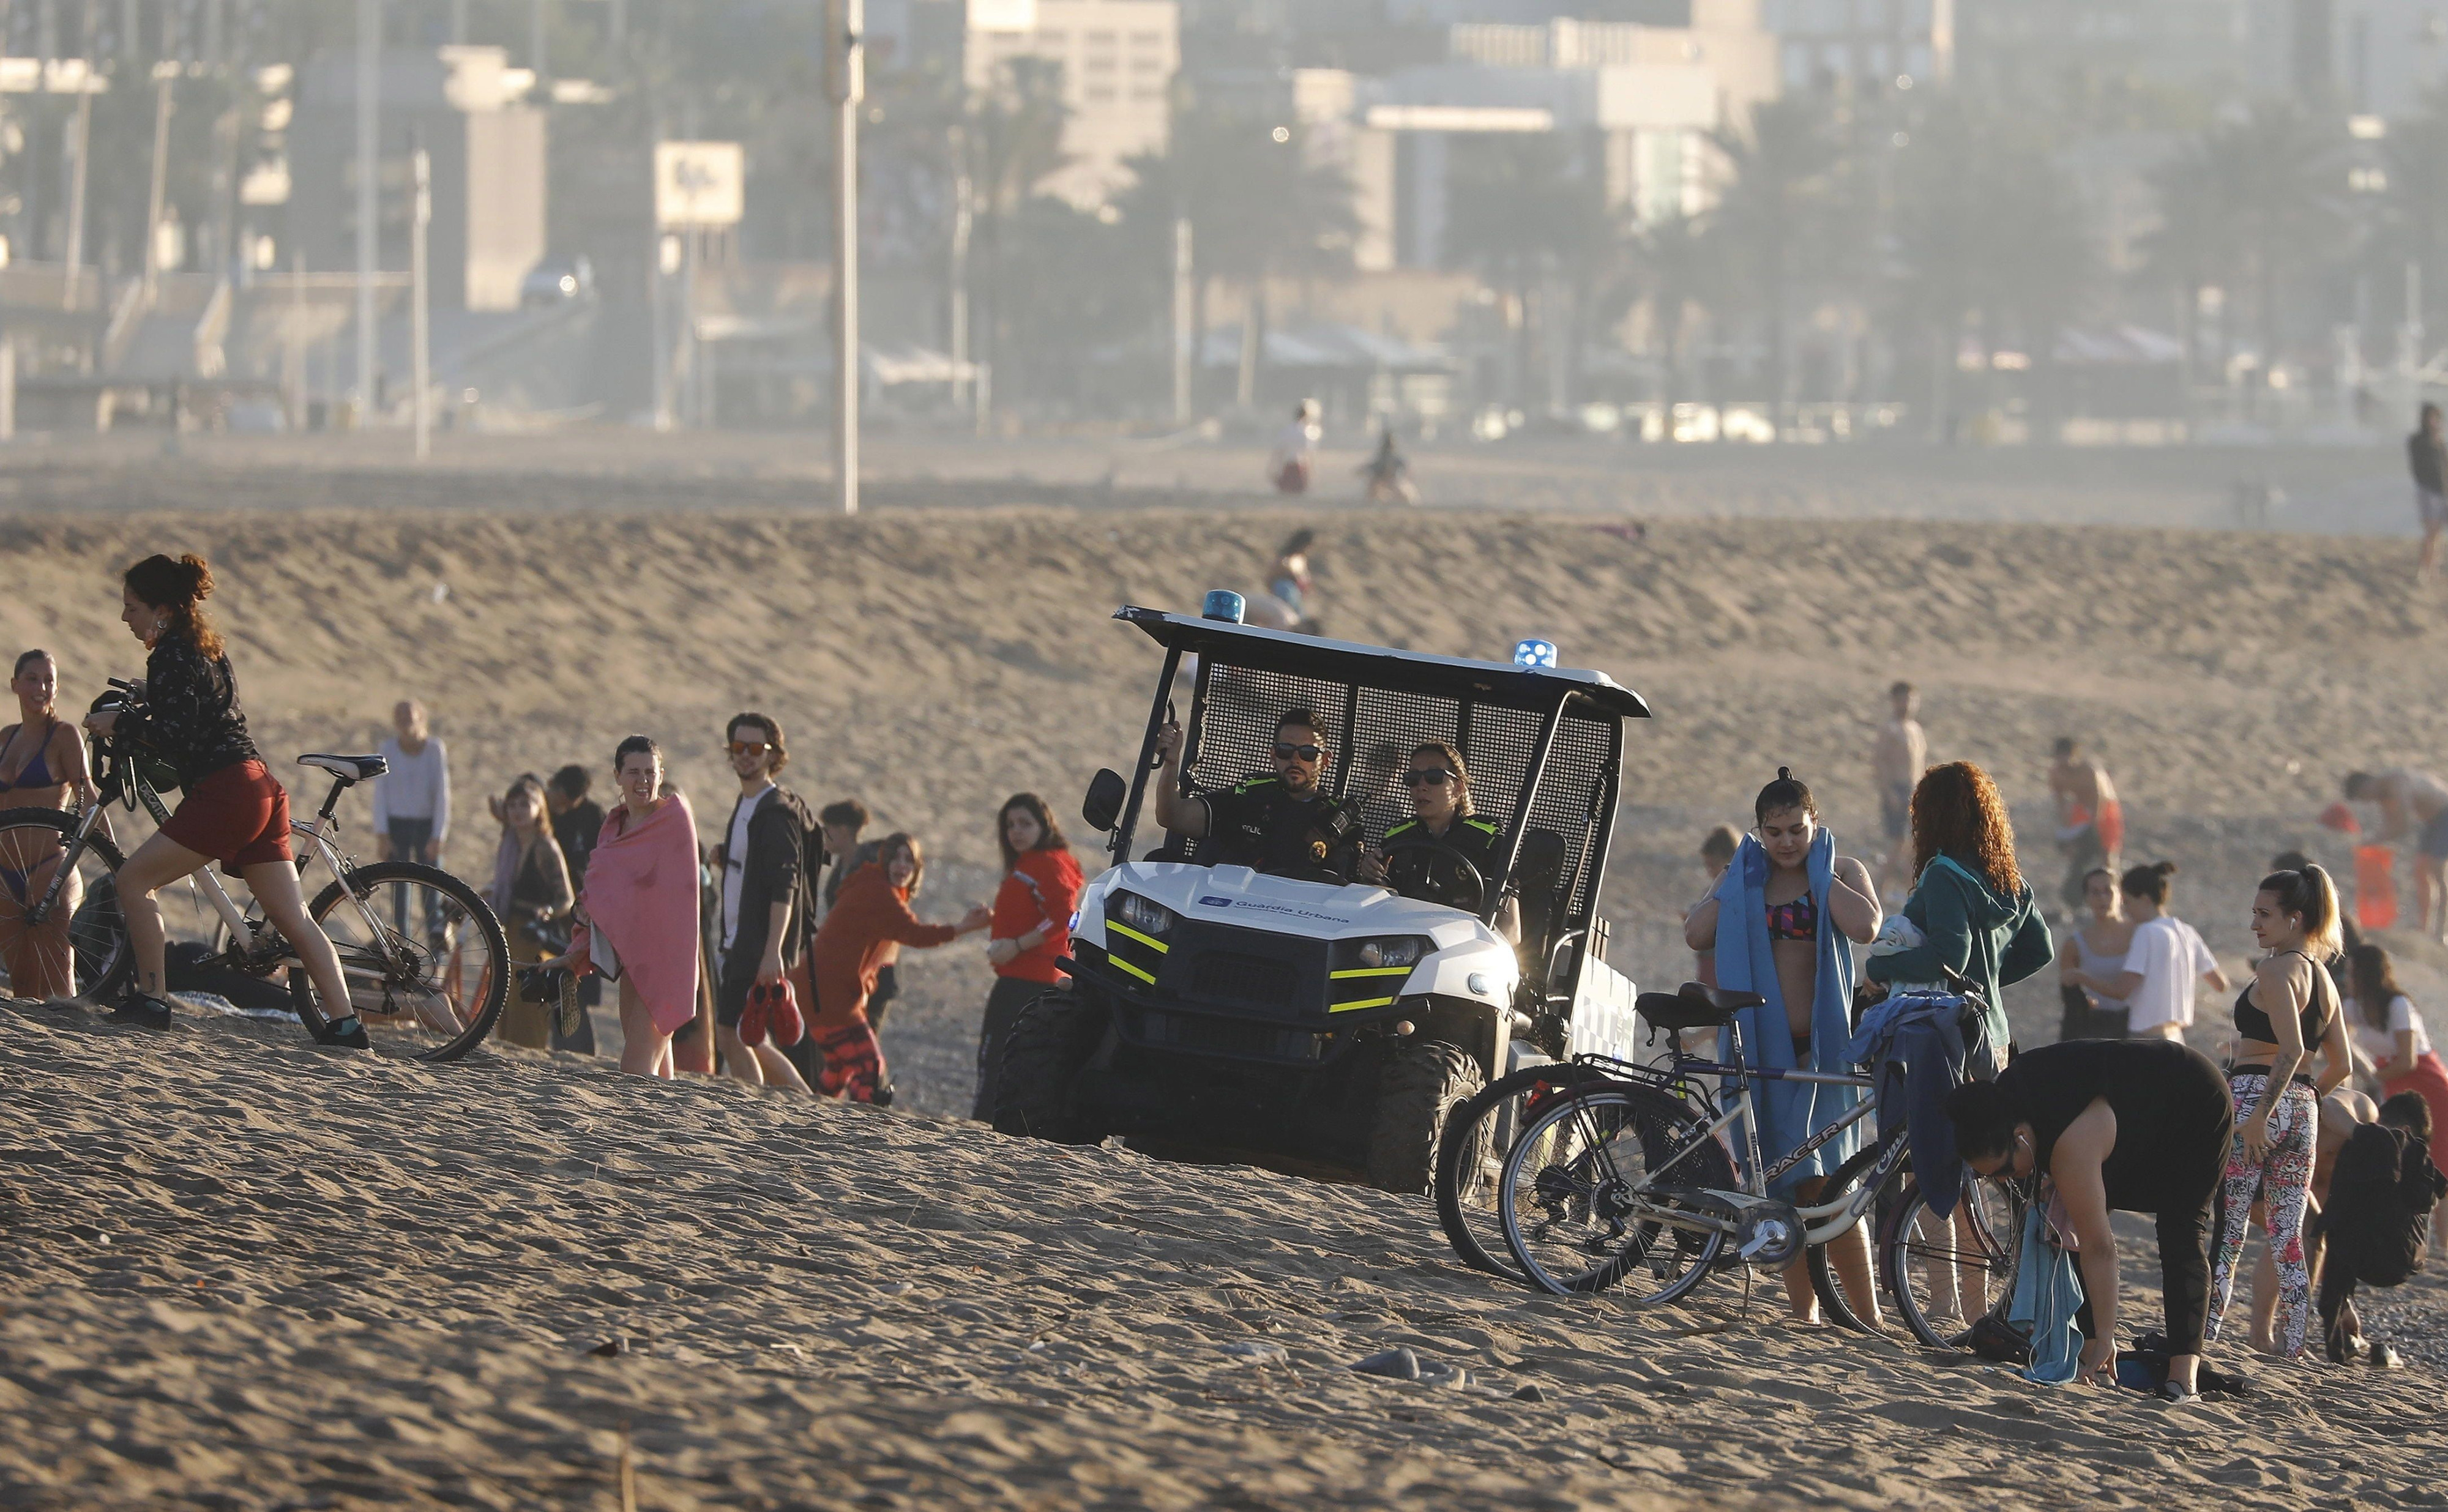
[811, 860, 957, 1027]
[992, 847, 1084, 986]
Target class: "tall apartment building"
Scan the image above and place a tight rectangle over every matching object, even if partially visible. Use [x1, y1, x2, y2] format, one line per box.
[965, 0, 1181, 209]
[1759, 0, 1955, 89]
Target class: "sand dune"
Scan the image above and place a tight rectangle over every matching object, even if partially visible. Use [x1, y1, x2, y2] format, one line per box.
[5, 998, 2443, 1509]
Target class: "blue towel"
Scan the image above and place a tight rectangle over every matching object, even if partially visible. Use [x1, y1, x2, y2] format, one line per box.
[2010, 1198, 2085, 1385]
[1711, 829, 1863, 1194]
[1845, 990, 1972, 1220]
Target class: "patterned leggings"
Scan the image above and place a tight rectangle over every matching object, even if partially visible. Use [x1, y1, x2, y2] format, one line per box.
[2206, 1074, 2318, 1357]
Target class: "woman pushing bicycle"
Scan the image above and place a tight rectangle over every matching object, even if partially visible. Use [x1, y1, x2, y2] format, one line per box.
[78, 554, 367, 1048]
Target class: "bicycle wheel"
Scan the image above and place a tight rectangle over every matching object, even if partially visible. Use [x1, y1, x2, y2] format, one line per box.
[1806, 1137, 1908, 1333]
[1497, 1082, 1735, 1305]
[308, 860, 507, 1061]
[1882, 1174, 2026, 1349]
[0, 810, 130, 1003]
[1436, 1062, 1577, 1283]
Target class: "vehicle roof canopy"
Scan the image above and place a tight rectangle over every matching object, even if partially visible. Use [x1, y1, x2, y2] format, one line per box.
[1118, 606, 1643, 938]
[1116, 608, 1651, 722]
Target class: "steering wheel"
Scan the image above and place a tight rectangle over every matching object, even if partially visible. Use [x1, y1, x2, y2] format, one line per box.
[1377, 835, 1487, 914]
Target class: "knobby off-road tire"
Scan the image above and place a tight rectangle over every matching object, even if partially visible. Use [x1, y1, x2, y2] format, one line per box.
[991, 989, 1107, 1145]
[1368, 1040, 1486, 1196]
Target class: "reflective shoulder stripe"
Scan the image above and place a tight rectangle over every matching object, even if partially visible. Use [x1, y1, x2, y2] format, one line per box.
[1385, 819, 1419, 838]
[1463, 819, 1499, 835]
[1233, 776, 1280, 794]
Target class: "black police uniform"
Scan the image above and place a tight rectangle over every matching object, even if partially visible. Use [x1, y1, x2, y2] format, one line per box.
[1198, 775, 1362, 881]
[1381, 814, 1504, 910]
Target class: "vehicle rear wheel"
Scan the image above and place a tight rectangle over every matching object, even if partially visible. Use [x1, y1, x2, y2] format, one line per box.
[991, 989, 1106, 1144]
[1368, 1039, 1484, 1196]
[1883, 1174, 2026, 1349]
[308, 861, 507, 1062]
[1497, 1082, 1735, 1303]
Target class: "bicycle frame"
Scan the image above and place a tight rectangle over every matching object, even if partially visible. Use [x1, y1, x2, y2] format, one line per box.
[1564, 1011, 1898, 1249]
[26, 736, 391, 974]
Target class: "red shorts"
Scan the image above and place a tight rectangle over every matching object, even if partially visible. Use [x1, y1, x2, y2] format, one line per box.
[159, 761, 292, 876]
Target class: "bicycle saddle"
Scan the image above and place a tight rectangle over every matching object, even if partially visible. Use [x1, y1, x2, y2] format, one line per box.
[1635, 980, 1767, 1031]
[298, 753, 389, 782]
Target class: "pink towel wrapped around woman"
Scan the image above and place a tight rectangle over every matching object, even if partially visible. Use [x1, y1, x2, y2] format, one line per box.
[568, 791, 700, 1035]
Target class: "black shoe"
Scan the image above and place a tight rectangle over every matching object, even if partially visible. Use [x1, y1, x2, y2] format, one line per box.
[315, 1014, 372, 1050]
[108, 992, 174, 1029]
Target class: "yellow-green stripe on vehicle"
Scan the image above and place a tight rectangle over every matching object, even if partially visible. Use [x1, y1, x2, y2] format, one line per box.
[1108, 922, 1170, 953]
[1329, 966, 1410, 978]
[1329, 996, 1397, 1013]
[1109, 954, 1157, 985]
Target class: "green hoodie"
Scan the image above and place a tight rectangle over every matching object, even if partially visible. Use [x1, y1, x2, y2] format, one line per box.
[1865, 852, 2054, 1056]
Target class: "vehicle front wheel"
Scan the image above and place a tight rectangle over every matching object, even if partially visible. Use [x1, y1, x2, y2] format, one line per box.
[990, 989, 1106, 1145]
[1368, 1038, 1484, 1196]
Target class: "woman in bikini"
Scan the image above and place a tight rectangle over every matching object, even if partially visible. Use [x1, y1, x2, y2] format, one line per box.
[0, 650, 100, 999]
[2205, 865, 2356, 1358]
[1685, 770, 1883, 1324]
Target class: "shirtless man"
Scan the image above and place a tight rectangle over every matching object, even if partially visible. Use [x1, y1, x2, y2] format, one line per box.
[1870, 682, 1926, 902]
[2048, 737, 2122, 917]
[2344, 769, 2448, 941]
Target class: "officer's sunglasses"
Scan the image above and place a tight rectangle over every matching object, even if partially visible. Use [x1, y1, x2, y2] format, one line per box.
[1403, 769, 1457, 787]
[1273, 742, 1324, 761]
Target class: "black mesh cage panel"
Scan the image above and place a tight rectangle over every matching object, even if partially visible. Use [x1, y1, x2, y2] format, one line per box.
[1186, 659, 1615, 925]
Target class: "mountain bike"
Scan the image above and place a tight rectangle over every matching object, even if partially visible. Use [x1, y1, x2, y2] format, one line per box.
[1490, 981, 2023, 1336]
[0, 682, 506, 1060]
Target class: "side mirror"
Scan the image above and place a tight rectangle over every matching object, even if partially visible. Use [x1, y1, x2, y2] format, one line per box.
[1082, 768, 1127, 833]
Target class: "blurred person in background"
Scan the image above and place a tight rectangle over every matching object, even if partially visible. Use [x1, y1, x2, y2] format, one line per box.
[0, 650, 100, 999]
[2342, 769, 2448, 944]
[710, 713, 816, 1093]
[2065, 863, 2226, 1043]
[1267, 399, 1320, 494]
[973, 794, 1083, 1120]
[1692, 824, 1740, 990]
[486, 772, 573, 1050]
[2048, 737, 2121, 918]
[1359, 428, 1417, 504]
[1870, 682, 1925, 904]
[2056, 867, 2135, 1041]
[810, 832, 990, 1104]
[2411, 402, 2446, 581]
[373, 699, 450, 946]
[2347, 942, 2448, 1256]
[819, 799, 873, 912]
[543, 764, 605, 1054]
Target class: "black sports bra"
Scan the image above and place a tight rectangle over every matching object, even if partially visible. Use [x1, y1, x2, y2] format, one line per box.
[2233, 950, 2337, 1046]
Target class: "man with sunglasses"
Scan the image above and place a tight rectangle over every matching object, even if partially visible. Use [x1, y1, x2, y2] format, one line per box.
[1153, 707, 1363, 881]
[707, 711, 819, 1091]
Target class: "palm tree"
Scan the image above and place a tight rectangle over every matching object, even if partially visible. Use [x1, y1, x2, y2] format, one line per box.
[1707, 97, 1844, 422]
[2148, 104, 2347, 387]
[1442, 132, 1619, 409]
[1630, 211, 1717, 410]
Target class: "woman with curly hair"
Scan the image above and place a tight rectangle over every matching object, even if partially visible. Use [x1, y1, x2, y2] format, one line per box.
[1864, 760, 2054, 1070]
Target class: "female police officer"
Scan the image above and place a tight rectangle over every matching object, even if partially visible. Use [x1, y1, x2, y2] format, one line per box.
[1365, 741, 1509, 921]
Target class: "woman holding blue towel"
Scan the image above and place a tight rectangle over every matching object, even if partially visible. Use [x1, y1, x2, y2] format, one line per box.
[1685, 769, 1884, 1324]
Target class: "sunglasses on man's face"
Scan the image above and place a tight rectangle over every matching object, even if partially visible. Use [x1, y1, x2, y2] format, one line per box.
[728, 741, 770, 757]
[1404, 769, 1457, 788]
[1274, 742, 1324, 762]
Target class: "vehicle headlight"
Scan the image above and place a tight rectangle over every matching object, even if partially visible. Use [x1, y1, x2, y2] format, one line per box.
[1356, 936, 1428, 970]
[1110, 892, 1174, 937]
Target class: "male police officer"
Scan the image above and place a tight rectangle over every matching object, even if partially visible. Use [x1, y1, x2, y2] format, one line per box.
[1152, 707, 1362, 881]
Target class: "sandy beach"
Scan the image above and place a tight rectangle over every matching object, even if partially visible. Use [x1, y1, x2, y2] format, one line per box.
[5, 445, 2448, 1505]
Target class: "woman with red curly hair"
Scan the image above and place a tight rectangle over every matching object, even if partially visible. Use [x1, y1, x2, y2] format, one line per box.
[1865, 761, 2054, 1070]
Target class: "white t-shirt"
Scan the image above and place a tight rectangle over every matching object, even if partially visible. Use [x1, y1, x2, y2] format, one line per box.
[720, 784, 770, 952]
[2354, 994, 2435, 1066]
[2121, 915, 2219, 1031]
